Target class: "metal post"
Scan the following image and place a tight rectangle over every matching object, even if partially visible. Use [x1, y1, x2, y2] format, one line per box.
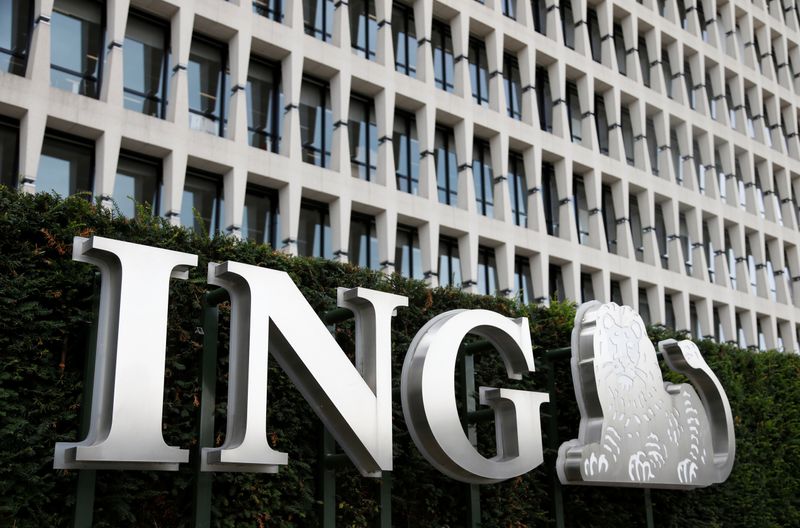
[73, 273, 101, 528]
[644, 488, 655, 528]
[320, 427, 338, 528]
[543, 347, 571, 528]
[460, 350, 481, 528]
[378, 471, 392, 528]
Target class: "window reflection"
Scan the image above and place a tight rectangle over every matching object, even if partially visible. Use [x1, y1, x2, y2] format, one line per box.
[392, 4, 417, 77]
[0, 0, 33, 76]
[247, 58, 282, 152]
[393, 110, 420, 194]
[188, 36, 228, 136]
[124, 11, 169, 118]
[396, 224, 423, 280]
[51, 0, 104, 98]
[37, 132, 93, 197]
[243, 185, 279, 246]
[298, 199, 332, 258]
[0, 118, 19, 189]
[299, 77, 333, 167]
[113, 152, 161, 217]
[181, 170, 223, 236]
[348, 95, 378, 181]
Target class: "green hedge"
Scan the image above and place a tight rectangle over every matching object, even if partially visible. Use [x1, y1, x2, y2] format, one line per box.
[1, 188, 798, 527]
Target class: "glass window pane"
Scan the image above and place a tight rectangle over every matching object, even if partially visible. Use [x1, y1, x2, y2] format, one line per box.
[243, 186, 279, 246]
[37, 134, 93, 197]
[300, 79, 332, 167]
[247, 58, 281, 152]
[188, 38, 225, 135]
[0, 0, 33, 75]
[0, 120, 19, 188]
[51, 0, 103, 98]
[124, 14, 167, 117]
[113, 154, 160, 217]
[181, 173, 221, 235]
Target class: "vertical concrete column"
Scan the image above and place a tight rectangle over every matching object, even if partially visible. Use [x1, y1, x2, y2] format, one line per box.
[416, 104, 436, 200]
[654, 110, 670, 181]
[101, 0, 130, 106]
[571, 0, 588, 59]
[688, 207, 707, 281]
[614, 179, 634, 259]
[375, 88, 395, 188]
[770, 237, 790, 304]
[490, 132, 510, 223]
[677, 122, 694, 190]
[550, 61, 568, 140]
[547, 0, 562, 43]
[18, 110, 47, 194]
[487, 30, 506, 114]
[27, 0, 54, 84]
[94, 131, 122, 207]
[778, 320, 797, 352]
[376, 209, 397, 274]
[280, 51, 304, 161]
[531, 252, 548, 304]
[526, 145, 543, 233]
[630, 98, 648, 174]
[284, 0, 304, 30]
[517, 0, 534, 31]
[717, 303, 735, 344]
[162, 147, 188, 226]
[706, 216, 727, 288]
[227, 16, 253, 144]
[555, 157, 575, 242]
[663, 198, 683, 274]
[375, 0, 393, 66]
[621, 14, 636, 77]
[562, 260, 580, 302]
[696, 297, 713, 340]
[598, 1, 613, 68]
[166, 3, 195, 127]
[330, 71, 352, 174]
[414, 0, 434, 84]
[604, 87, 622, 163]
[455, 118, 476, 212]
[730, 224, 749, 294]
[648, 283, 665, 326]
[334, 0, 351, 49]
[597, 268, 611, 302]
[619, 277, 635, 309]
[450, 13, 469, 100]
[720, 143, 738, 207]
[741, 152, 758, 216]
[749, 230, 768, 298]
[740, 310, 757, 349]
[584, 169, 602, 250]
[639, 190, 659, 268]
[781, 105, 800, 160]
[761, 315, 776, 350]
[726, 76, 745, 135]
[673, 291, 690, 332]
[496, 243, 514, 298]
[330, 196, 352, 263]
[458, 229, 479, 294]
[223, 166, 247, 236]
[278, 182, 303, 255]
[698, 131, 718, 198]
[519, 46, 537, 127]
[577, 74, 593, 151]
[419, 221, 440, 287]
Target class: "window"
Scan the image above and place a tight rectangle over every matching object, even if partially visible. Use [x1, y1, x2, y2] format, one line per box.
[697, 0, 708, 41]
[350, 0, 377, 60]
[542, 161, 559, 236]
[113, 152, 161, 218]
[610, 279, 623, 304]
[746, 238, 756, 293]
[435, 126, 458, 205]
[243, 185, 279, 247]
[438, 235, 461, 287]
[477, 246, 498, 296]
[704, 221, 715, 283]
[0, 118, 19, 189]
[588, 9, 601, 63]
[602, 184, 616, 253]
[508, 151, 527, 227]
[574, 175, 589, 245]
[502, 0, 517, 19]
[473, 139, 493, 217]
[504, 54, 522, 120]
[596, 94, 609, 155]
[581, 272, 595, 302]
[561, 1, 575, 49]
[299, 77, 333, 167]
[684, 60, 695, 110]
[349, 95, 378, 181]
[123, 11, 169, 118]
[566, 80, 581, 143]
[304, 0, 335, 42]
[621, 107, 634, 166]
[350, 213, 379, 269]
[393, 110, 419, 194]
[762, 104, 772, 147]
[725, 84, 736, 128]
[614, 23, 626, 76]
[181, 169, 223, 236]
[713, 306, 723, 342]
[754, 168, 766, 218]
[253, 0, 283, 22]
[662, 50, 673, 98]
[188, 36, 228, 136]
[690, 301, 700, 337]
[393, 4, 417, 77]
[655, 203, 668, 269]
[630, 194, 644, 261]
[0, 0, 33, 75]
[549, 263, 565, 301]
[469, 39, 490, 106]
[638, 37, 650, 88]
[693, 140, 704, 192]
[646, 118, 658, 176]
[744, 97, 756, 138]
[671, 131, 682, 184]
[37, 131, 93, 197]
[532, 0, 547, 35]
[736, 313, 747, 348]
[432, 21, 455, 93]
[514, 257, 532, 304]
[665, 295, 676, 328]
[638, 288, 651, 325]
[725, 230, 737, 289]
[395, 225, 423, 280]
[676, 0, 688, 29]
[247, 58, 282, 152]
[536, 66, 552, 132]
[50, 0, 104, 98]
[679, 213, 691, 274]
[298, 199, 332, 258]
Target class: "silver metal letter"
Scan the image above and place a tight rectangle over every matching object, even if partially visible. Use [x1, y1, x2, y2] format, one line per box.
[202, 262, 407, 475]
[400, 310, 550, 484]
[54, 237, 197, 470]
[556, 302, 736, 488]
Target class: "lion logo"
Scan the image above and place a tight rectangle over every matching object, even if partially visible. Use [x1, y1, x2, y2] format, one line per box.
[556, 302, 735, 488]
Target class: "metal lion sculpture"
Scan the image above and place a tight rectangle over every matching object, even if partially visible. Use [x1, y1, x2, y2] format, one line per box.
[556, 302, 736, 488]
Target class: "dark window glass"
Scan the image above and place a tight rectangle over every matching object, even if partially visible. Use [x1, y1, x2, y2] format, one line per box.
[753, 37, 763, 74]
[514, 257, 532, 304]
[657, 0, 666, 16]
[638, 37, 650, 87]
[690, 300, 700, 337]
[432, 21, 454, 93]
[532, 0, 547, 35]
[705, 73, 716, 119]
[693, 140, 704, 192]
[662, 50, 672, 98]
[393, 4, 417, 77]
[602, 184, 616, 253]
[679, 212, 691, 274]
[299, 77, 333, 167]
[703, 221, 715, 283]
[469, 38, 489, 106]
[508, 151, 527, 227]
[588, 9, 601, 63]
[253, 0, 283, 22]
[247, 58, 282, 152]
[725, 230, 737, 289]
[473, 139, 493, 217]
[350, 213, 379, 270]
[655, 203, 668, 268]
[478, 246, 498, 296]
[614, 23, 626, 75]
[123, 12, 169, 118]
[561, 1, 574, 49]
[549, 263, 565, 301]
[536, 66, 552, 132]
[51, 0, 104, 98]
[113, 152, 161, 218]
[630, 193, 644, 261]
[350, 0, 377, 60]
[713, 307, 722, 341]
[37, 132, 93, 197]
[504, 54, 522, 120]
[438, 235, 461, 287]
[621, 106, 634, 165]
[671, 130, 682, 184]
[396, 224, 423, 280]
[684, 60, 695, 109]
[638, 288, 651, 325]
[393, 110, 419, 194]
[502, 0, 517, 19]
[0, 0, 33, 75]
[243, 185, 279, 247]
[0, 119, 19, 189]
[676, 0, 687, 28]
[574, 175, 589, 244]
[304, 0, 335, 42]
[349, 95, 378, 181]
[542, 161, 558, 236]
[665, 295, 676, 328]
[697, 0, 708, 41]
[181, 170, 223, 235]
[298, 200, 332, 258]
[581, 272, 595, 301]
[435, 126, 457, 205]
[566, 80, 581, 143]
[646, 118, 658, 176]
[610, 279, 623, 304]
[188, 36, 228, 136]
[596, 94, 609, 154]
[725, 84, 736, 128]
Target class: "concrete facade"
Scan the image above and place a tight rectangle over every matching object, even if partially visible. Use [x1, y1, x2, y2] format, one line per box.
[2, 0, 800, 351]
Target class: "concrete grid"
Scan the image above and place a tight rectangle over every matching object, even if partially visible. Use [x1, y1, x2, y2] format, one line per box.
[3, 0, 800, 351]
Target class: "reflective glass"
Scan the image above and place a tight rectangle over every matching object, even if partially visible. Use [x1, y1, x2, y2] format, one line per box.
[123, 13, 168, 117]
[37, 134, 93, 197]
[348, 96, 378, 181]
[393, 111, 420, 194]
[51, 0, 103, 98]
[181, 173, 222, 235]
[392, 4, 417, 77]
[243, 186, 279, 246]
[188, 38, 226, 136]
[396, 225, 423, 280]
[435, 127, 457, 205]
[247, 58, 282, 152]
[299, 78, 332, 167]
[0, 120, 18, 188]
[0, 0, 33, 75]
[304, 0, 335, 42]
[113, 154, 160, 217]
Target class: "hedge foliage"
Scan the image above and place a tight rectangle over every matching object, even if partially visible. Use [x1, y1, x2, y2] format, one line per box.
[1, 187, 799, 527]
